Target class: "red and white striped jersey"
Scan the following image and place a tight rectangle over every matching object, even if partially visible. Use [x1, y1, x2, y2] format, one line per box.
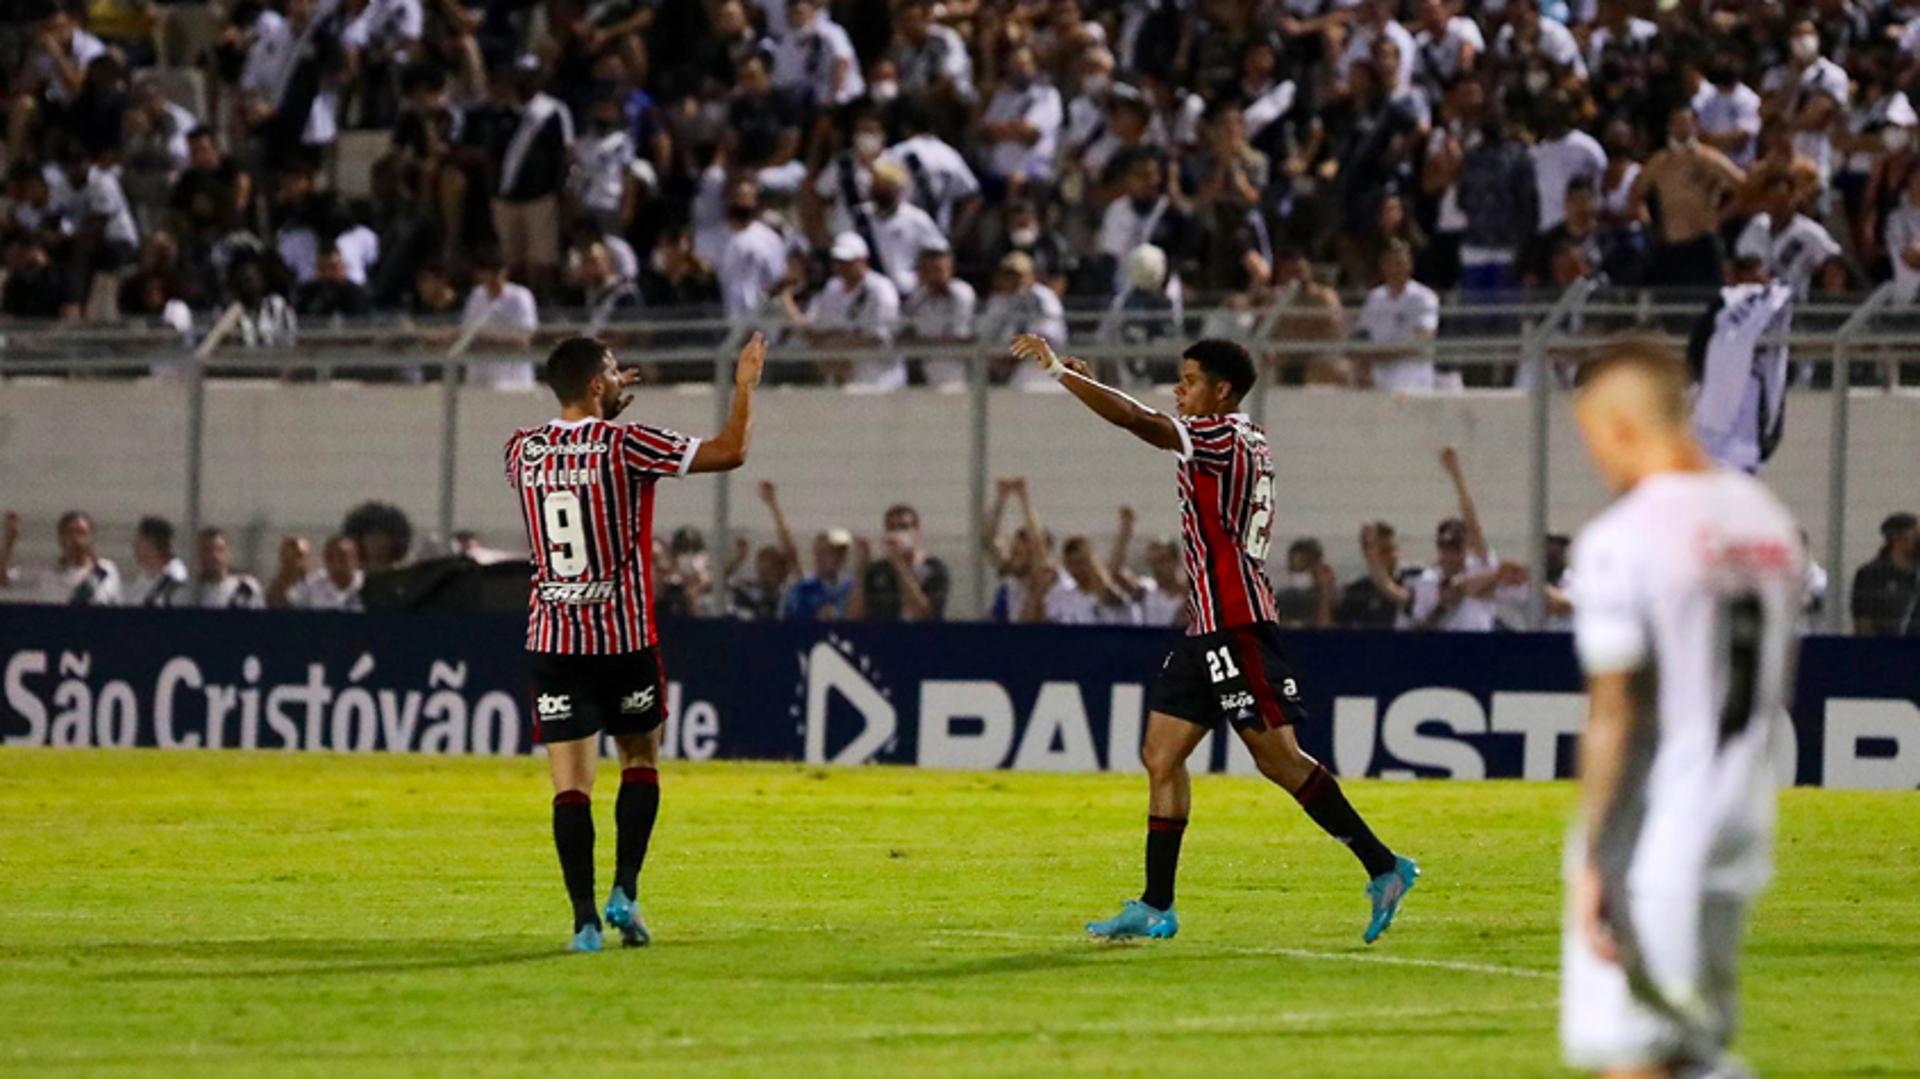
[504, 417, 699, 654]
[1174, 412, 1279, 634]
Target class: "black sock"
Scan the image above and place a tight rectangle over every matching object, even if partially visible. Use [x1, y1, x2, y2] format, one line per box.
[1291, 765, 1398, 878]
[552, 791, 598, 930]
[614, 767, 660, 897]
[1141, 816, 1187, 911]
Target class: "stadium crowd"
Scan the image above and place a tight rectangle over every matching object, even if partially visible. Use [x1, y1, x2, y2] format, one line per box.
[5, 454, 1911, 633]
[4, 0, 1920, 387]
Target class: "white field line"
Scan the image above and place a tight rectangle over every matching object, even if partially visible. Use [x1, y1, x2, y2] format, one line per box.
[930, 928, 1557, 981]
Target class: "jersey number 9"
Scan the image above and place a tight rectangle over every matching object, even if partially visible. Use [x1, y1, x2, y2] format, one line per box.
[542, 491, 589, 577]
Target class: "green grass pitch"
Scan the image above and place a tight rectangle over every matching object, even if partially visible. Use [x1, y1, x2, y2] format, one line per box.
[1, 751, 1914, 1077]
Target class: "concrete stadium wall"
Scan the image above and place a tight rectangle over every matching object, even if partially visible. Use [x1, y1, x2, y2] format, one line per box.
[2, 379, 1915, 610]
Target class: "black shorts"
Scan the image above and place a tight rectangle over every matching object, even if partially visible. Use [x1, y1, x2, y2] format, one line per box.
[528, 649, 667, 744]
[1147, 623, 1309, 733]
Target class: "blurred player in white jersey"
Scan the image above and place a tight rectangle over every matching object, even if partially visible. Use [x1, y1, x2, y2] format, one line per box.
[1563, 337, 1805, 1079]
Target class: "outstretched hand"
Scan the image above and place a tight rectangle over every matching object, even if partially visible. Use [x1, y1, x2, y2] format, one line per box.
[1439, 445, 1462, 476]
[736, 331, 767, 388]
[1009, 333, 1059, 376]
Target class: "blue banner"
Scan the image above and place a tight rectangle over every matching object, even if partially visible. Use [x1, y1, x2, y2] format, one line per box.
[2, 608, 1915, 789]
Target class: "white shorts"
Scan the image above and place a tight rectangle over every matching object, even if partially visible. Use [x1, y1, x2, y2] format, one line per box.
[1561, 887, 1748, 1072]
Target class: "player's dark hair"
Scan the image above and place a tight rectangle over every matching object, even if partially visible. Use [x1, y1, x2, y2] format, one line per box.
[137, 516, 174, 553]
[342, 501, 414, 562]
[1182, 338, 1257, 401]
[545, 337, 612, 404]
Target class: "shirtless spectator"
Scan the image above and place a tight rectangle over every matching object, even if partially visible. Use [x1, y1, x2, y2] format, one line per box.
[1629, 105, 1745, 291]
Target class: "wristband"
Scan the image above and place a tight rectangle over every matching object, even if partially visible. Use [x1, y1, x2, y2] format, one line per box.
[1045, 352, 1067, 380]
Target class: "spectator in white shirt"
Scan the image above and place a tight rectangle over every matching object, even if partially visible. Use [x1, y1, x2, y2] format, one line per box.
[1735, 174, 1844, 298]
[1108, 504, 1185, 628]
[1769, 19, 1849, 188]
[1494, 0, 1588, 83]
[241, 0, 341, 154]
[1363, 447, 1527, 631]
[1584, 0, 1657, 75]
[461, 253, 540, 388]
[269, 534, 365, 610]
[1530, 97, 1607, 232]
[126, 516, 189, 607]
[1412, 0, 1483, 90]
[717, 178, 792, 320]
[1693, 57, 1764, 167]
[0, 510, 123, 606]
[6, 9, 106, 164]
[1882, 167, 1920, 301]
[977, 251, 1069, 387]
[979, 46, 1064, 195]
[189, 528, 265, 609]
[889, 0, 974, 103]
[901, 240, 977, 388]
[1355, 240, 1442, 392]
[1026, 535, 1142, 625]
[1341, 0, 1418, 90]
[802, 232, 903, 389]
[867, 160, 947, 293]
[885, 107, 981, 233]
[773, 0, 864, 108]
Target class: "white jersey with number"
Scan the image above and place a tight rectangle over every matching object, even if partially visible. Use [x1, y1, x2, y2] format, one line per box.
[1570, 469, 1803, 900]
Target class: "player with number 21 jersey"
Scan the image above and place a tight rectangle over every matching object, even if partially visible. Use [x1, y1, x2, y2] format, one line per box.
[1009, 333, 1416, 947]
[504, 333, 765, 954]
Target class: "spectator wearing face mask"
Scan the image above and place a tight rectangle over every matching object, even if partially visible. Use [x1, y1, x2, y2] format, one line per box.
[0, 510, 122, 606]
[849, 503, 949, 621]
[717, 178, 791, 321]
[994, 198, 1077, 288]
[1767, 19, 1848, 193]
[1629, 106, 1746, 291]
[1096, 149, 1189, 299]
[807, 104, 889, 250]
[1273, 538, 1337, 628]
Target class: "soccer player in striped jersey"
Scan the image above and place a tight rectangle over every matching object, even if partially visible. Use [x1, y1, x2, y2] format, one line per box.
[1009, 334, 1417, 943]
[505, 332, 766, 952]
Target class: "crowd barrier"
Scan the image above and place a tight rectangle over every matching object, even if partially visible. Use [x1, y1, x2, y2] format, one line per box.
[2, 607, 1915, 790]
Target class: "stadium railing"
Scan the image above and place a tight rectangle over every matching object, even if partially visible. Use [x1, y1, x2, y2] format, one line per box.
[3, 283, 1915, 632]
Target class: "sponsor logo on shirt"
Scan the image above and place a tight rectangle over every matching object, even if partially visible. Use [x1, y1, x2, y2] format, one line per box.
[520, 437, 610, 465]
[538, 581, 617, 604]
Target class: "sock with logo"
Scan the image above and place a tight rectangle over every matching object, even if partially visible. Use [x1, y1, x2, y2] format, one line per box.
[552, 791, 598, 930]
[1141, 815, 1187, 911]
[1290, 765, 1397, 878]
[614, 767, 660, 897]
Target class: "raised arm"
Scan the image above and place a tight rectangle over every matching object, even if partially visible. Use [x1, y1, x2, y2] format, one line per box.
[981, 477, 1016, 570]
[1108, 504, 1136, 579]
[758, 481, 801, 580]
[266, 535, 311, 608]
[688, 332, 767, 473]
[0, 511, 18, 588]
[1439, 445, 1491, 562]
[1008, 334, 1184, 451]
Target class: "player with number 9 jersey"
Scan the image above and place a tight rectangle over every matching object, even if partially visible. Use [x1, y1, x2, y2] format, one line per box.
[503, 334, 764, 953]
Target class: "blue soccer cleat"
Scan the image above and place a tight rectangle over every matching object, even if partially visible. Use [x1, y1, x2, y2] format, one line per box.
[1087, 899, 1179, 940]
[570, 923, 605, 953]
[604, 886, 651, 948]
[1363, 856, 1421, 944]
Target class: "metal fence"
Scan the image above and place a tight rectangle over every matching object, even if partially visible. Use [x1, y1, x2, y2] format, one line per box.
[4, 283, 1916, 632]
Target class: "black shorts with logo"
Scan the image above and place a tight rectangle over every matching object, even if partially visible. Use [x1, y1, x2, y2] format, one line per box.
[1147, 623, 1309, 732]
[528, 649, 667, 744]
